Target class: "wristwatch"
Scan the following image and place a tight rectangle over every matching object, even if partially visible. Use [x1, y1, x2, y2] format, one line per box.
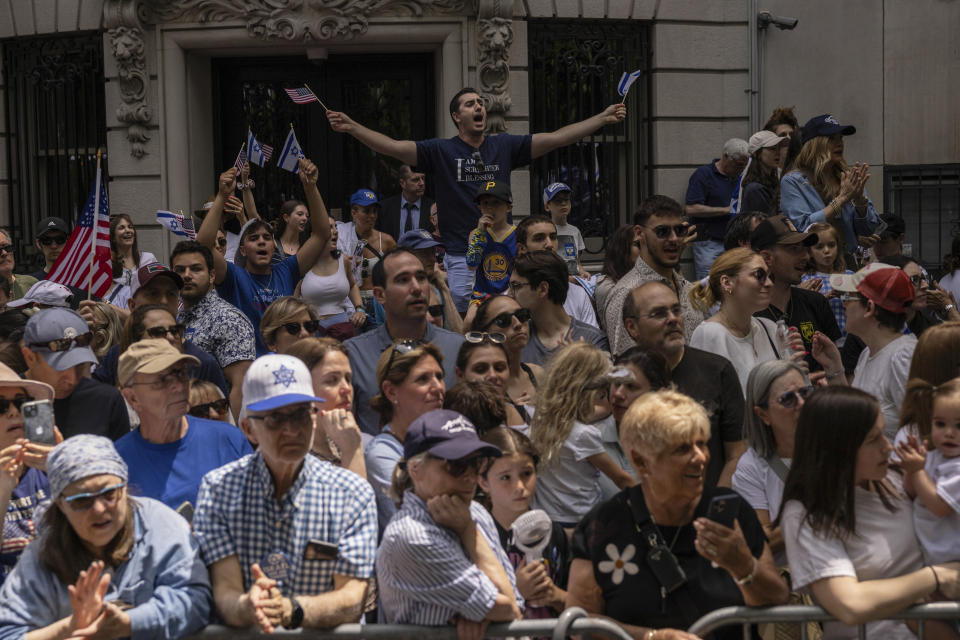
[284, 597, 304, 629]
[945, 304, 955, 313]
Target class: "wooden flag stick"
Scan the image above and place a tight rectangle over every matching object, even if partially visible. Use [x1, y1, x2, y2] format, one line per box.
[87, 149, 102, 300]
[304, 83, 329, 112]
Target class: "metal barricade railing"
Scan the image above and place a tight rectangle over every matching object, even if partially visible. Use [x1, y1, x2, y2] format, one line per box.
[187, 607, 634, 640]
[688, 602, 960, 639]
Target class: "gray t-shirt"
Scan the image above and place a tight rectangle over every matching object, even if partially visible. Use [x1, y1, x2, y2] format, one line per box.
[532, 421, 606, 524]
[521, 317, 609, 366]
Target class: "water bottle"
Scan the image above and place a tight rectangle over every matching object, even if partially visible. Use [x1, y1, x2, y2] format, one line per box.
[776, 318, 793, 360]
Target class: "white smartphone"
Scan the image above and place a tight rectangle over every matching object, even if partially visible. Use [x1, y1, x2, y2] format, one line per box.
[22, 400, 56, 445]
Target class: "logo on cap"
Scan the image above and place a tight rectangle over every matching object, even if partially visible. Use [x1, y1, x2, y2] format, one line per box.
[63, 326, 78, 339]
[442, 415, 476, 435]
[144, 263, 167, 275]
[419, 230, 432, 239]
[366, 192, 375, 200]
[485, 181, 497, 191]
[272, 365, 298, 388]
[825, 115, 839, 125]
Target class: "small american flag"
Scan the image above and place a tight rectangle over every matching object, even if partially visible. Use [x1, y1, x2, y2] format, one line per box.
[234, 144, 247, 173]
[247, 130, 274, 167]
[46, 165, 113, 298]
[284, 87, 319, 105]
[157, 210, 197, 240]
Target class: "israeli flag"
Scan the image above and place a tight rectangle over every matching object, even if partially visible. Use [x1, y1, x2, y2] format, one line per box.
[617, 69, 643, 97]
[277, 127, 305, 173]
[246, 130, 273, 167]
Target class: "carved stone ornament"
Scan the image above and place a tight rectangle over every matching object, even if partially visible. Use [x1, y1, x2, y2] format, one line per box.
[477, 0, 514, 134]
[104, 0, 153, 158]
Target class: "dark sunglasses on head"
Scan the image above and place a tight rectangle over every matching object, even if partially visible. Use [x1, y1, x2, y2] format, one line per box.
[482, 308, 531, 330]
[772, 385, 813, 409]
[385, 339, 426, 377]
[643, 222, 689, 240]
[30, 332, 94, 352]
[38, 235, 68, 246]
[189, 397, 230, 418]
[427, 304, 444, 317]
[143, 324, 186, 340]
[282, 320, 321, 336]
[0, 394, 31, 414]
[464, 331, 506, 345]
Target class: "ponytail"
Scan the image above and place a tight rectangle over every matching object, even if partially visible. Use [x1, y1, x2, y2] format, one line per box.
[901, 376, 960, 439]
[688, 281, 717, 313]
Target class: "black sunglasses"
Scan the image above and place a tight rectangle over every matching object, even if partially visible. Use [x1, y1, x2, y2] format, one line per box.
[189, 397, 230, 418]
[482, 308, 531, 330]
[384, 339, 426, 377]
[281, 320, 321, 336]
[427, 304, 444, 317]
[30, 332, 94, 352]
[0, 244, 14, 255]
[772, 385, 813, 409]
[143, 324, 186, 340]
[643, 222, 689, 240]
[0, 394, 30, 414]
[442, 455, 485, 478]
[38, 235, 68, 246]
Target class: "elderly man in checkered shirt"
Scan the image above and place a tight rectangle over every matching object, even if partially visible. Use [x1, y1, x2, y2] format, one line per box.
[193, 354, 377, 632]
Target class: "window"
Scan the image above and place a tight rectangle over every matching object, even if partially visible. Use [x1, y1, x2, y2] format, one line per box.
[885, 164, 960, 272]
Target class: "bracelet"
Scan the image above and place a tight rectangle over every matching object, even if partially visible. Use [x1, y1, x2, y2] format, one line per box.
[825, 369, 844, 380]
[931, 566, 941, 594]
[735, 556, 758, 585]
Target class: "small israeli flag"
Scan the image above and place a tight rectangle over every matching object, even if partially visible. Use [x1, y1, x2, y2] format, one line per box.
[277, 127, 306, 173]
[246, 130, 273, 167]
[617, 69, 643, 97]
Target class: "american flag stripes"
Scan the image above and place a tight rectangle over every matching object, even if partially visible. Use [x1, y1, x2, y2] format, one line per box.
[247, 130, 273, 167]
[234, 144, 247, 173]
[284, 87, 319, 105]
[46, 164, 113, 298]
[157, 210, 197, 240]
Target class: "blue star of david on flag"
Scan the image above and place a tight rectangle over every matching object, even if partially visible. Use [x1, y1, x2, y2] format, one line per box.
[272, 364, 298, 388]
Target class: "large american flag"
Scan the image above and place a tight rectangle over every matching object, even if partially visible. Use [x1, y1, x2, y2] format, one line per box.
[46, 165, 113, 298]
[284, 87, 319, 105]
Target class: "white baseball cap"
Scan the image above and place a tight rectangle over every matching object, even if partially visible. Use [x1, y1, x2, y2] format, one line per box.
[7, 280, 73, 309]
[242, 354, 324, 412]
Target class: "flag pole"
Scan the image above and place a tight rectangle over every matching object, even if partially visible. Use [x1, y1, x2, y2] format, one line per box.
[86, 150, 102, 301]
[303, 83, 329, 112]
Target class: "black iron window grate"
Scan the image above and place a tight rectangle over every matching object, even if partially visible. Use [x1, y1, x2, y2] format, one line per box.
[884, 164, 960, 273]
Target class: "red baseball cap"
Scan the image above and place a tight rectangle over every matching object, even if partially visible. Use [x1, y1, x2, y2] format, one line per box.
[829, 263, 915, 313]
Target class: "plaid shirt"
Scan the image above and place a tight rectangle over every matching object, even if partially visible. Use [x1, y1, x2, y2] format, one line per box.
[194, 452, 377, 596]
[180, 291, 256, 369]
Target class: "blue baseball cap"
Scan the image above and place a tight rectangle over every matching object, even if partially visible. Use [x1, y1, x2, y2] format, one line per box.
[543, 182, 572, 204]
[242, 354, 324, 412]
[350, 189, 379, 207]
[398, 229, 442, 250]
[800, 114, 856, 144]
[403, 409, 502, 461]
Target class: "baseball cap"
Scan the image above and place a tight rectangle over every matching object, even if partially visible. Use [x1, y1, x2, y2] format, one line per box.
[399, 229, 442, 250]
[829, 263, 915, 313]
[474, 181, 512, 204]
[130, 263, 183, 297]
[0, 361, 53, 402]
[117, 338, 200, 388]
[7, 281, 73, 309]
[23, 308, 98, 371]
[750, 215, 818, 251]
[542, 182, 572, 204]
[35, 217, 69, 238]
[801, 114, 856, 144]
[403, 409, 503, 461]
[747, 130, 787, 155]
[879, 214, 906, 239]
[242, 354, 324, 412]
[350, 189, 379, 207]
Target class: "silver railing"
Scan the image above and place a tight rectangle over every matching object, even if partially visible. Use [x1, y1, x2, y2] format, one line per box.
[688, 602, 960, 639]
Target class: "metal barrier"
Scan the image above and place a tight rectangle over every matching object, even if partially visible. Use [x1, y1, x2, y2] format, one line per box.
[688, 602, 960, 639]
[187, 607, 634, 640]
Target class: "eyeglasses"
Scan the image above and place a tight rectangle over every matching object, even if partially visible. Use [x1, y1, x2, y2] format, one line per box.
[62, 482, 126, 512]
[38, 235, 68, 246]
[189, 398, 230, 418]
[508, 281, 532, 295]
[635, 304, 683, 322]
[908, 274, 925, 287]
[281, 320, 321, 336]
[129, 365, 191, 390]
[29, 332, 94, 352]
[427, 304, 444, 317]
[482, 308, 531, 330]
[839, 293, 866, 304]
[143, 324, 186, 340]
[772, 385, 813, 409]
[749, 268, 770, 284]
[441, 455, 485, 478]
[0, 245, 13, 255]
[464, 331, 506, 345]
[384, 339, 426, 378]
[0, 394, 30, 414]
[642, 223, 689, 240]
[247, 404, 317, 430]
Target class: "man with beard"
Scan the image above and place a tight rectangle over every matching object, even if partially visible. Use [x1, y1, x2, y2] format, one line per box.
[622, 280, 745, 487]
[604, 195, 704, 355]
[197, 159, 330, 355]
[171, 241, 256, 419]
[327, 87, 626, 312]
[344, 248, 465, 435]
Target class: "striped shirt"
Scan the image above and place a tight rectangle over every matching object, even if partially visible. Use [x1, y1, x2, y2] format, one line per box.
[193, 452, 377, 596]
[377, 491, 522, 624]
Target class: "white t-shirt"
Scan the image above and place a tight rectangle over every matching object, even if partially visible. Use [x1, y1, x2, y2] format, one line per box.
[532, 420, 605, 524]
[781, 473, 923, 640]
[564, 282, 599, 328]
[556, 223, 585, 274]
[851, 334, 916, 439]
[732, 448, 790, 565]
[689, 317, 781, 392]
[913, 449, 960, 564]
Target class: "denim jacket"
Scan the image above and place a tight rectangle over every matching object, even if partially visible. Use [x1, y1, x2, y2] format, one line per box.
[780, 171, 879, 252]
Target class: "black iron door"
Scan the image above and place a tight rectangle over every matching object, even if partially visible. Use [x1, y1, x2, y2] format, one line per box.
[214, 53, 434, 223]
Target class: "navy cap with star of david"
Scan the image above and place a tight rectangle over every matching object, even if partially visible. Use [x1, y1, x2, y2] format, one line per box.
[242, 354, 324, 412]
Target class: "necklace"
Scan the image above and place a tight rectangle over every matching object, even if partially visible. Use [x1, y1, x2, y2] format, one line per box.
[649, 513, 683, 551]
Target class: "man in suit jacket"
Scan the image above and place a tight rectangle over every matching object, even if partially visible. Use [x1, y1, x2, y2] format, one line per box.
[378, 165, 436, 240]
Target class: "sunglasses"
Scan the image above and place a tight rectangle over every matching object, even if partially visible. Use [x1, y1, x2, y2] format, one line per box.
[281, 320, 321, 336]
[441, 455, 485, 478]
[62, 482, 126, 512]
[839, 292, 866, 304]
[772, 385, 813, 409]
[464, 331, 506, 344]
[0, 244, 13, 255]
[642, 222, 689, 240]
[143, 324, 186, 340]
[0, 394, 30, 414]
[748, 268, 770, 284]
[129, 366, 191, 390]
[30, 332, 94, 352]
[189, 398, 230, 418]
[38, 235, 68, 246]
[247, 404, 317, 430]
[384, 339, 426, 377]
[427, 304, 444, 317]
[483, 308, 531, 330]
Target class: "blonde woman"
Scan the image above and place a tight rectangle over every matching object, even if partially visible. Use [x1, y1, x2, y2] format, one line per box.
[780, 114, 880, 255]
[259, 296, 320, 354]
[530, 342, 634, 527]
[88, 302, 124, 360]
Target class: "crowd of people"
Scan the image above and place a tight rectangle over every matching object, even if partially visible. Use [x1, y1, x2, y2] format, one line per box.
[1, 88, 960, 640]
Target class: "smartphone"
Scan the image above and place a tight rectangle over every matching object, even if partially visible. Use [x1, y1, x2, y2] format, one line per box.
[706, 494, 741, 529]
[22, 400, 55, 445]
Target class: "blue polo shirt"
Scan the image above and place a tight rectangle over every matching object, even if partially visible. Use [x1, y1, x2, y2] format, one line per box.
[685, 159, 739, 241]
